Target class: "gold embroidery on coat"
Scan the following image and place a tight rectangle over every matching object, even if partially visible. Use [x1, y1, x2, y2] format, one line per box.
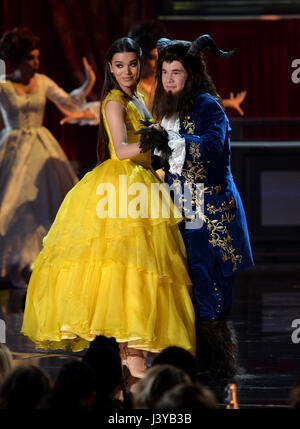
[183, 116, 195, 134]
[189, 141, 201, 159]
[181, 141, 206, 187]
[207, 197, 236, 215]
[204, 196, 242, 271]
[170, 176, 241, 270]
[204, 185, 222, 195]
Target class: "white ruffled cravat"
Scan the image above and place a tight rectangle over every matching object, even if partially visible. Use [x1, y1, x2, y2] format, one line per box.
[154, 114, 186, 175]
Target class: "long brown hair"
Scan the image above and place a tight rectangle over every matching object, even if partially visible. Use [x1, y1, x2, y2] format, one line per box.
[97, 37, 143, 164]
[152, 44, 221, 121]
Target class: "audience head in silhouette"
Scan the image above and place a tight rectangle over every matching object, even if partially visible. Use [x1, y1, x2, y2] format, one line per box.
[47, 360, 96, 409]
[155, 382, 218, 409]
[151, 346, 197, 383]
[0, 364, 50, 409]
[133, 364, 190, 409]
[82, 335, 124, 409]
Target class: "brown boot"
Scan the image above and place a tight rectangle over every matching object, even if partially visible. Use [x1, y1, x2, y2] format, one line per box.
[196, 320, 240, 380]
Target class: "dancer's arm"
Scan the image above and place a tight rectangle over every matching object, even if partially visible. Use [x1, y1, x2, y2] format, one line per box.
[222, 90, 247, 116]
[105, 100, 142, 160]
[57, 101, 100, 126]
[76, 57, 96, 99]
[44, 58, 96, 111]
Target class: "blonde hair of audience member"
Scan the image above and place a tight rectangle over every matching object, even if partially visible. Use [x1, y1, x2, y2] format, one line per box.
[133, 364, 190, 409]
[0, 344, 13, 386]
[155, 382, 218, 409]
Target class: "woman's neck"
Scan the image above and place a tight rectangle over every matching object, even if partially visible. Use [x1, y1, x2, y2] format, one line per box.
[118, 83, 137, 98]
[8, 69, 35, 85]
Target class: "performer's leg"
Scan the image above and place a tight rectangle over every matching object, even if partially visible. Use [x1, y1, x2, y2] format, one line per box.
[212, 264, 234, 320]
[182, 228, 219, 321]
[181, 228, 239, 379]
[125, 347, 147, 379]
[212, 269, 240, 377]
[118, 342, 128, 367]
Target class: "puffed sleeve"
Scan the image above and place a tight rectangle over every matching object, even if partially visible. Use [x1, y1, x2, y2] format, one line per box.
[0, 75, 5, 91]
[101, 90, 128, 110]
[42, 73, 87, 110]
[0, 77, 5, 108]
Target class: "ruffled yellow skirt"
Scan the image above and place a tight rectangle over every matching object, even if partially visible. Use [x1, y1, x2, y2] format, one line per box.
[21, 159, 196, 354]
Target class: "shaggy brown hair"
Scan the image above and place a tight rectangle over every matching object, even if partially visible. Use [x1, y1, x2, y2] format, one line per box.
[152, 43, 222, 121]
[0, 27, 40, 68]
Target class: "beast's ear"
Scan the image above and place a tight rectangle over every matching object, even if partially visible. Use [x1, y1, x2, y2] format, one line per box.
[157, 38, 172, 54]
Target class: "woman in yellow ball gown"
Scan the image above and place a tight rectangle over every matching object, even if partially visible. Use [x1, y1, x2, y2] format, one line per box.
[21, 37, 195, 376]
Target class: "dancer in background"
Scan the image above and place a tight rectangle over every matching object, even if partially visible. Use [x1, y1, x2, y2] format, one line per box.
[21, 37, 196, 378]
[150, 34, 254, 379]
[0, 27, 95, 288]
[128, 21, 168, 111]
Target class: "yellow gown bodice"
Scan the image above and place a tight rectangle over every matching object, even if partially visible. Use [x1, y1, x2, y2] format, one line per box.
[101, 89, 153, 168]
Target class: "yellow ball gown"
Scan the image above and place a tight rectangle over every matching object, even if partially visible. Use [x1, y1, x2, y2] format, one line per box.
[21, 89, 196, 354]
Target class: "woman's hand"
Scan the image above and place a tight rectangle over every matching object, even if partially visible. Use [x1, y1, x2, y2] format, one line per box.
[149, 123, 164, 131]
[223, 90, 247, 116]
[155, 168, 165, 182]
[55, 102, 96, 125]
[82, 56, 96, 97]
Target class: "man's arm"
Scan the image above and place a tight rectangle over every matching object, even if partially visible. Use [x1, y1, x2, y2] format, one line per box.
[180, 97, 228, 162]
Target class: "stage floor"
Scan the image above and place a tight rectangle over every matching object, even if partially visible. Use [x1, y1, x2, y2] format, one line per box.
[1, 262, 300, 409]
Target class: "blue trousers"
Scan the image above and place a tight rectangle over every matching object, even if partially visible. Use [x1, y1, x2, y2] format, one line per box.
[181, 225, 234, 322]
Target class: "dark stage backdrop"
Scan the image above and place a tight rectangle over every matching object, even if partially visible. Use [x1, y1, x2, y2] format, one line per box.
[0, 1, 299, 173]
[161, 18, 300, 141]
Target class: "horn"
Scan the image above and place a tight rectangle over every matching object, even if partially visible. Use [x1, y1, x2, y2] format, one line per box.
[187, 34, 235, 58]
[157, 38, 172, 54]
[157, 38, 192, 54]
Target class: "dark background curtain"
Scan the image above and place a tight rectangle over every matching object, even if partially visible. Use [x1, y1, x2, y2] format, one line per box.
[0, 0, 299, 174]
[161, 18, 300, 141]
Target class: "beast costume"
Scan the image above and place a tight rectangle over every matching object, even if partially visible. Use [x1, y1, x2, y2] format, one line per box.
[166, 91, 254, 322]
[151, 34, 254, 379]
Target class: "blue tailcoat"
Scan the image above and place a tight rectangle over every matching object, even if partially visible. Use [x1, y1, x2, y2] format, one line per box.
[166, 92, 254, 278]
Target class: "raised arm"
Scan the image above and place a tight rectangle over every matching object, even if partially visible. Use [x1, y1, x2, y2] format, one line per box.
[78, 57, 96, 99]
[44, 74, 88, 111]
[105, 100, 142, 161]
[58, 101, 100, 126]
[43, 58, 96, 111]
[222, 90, 247, 116]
